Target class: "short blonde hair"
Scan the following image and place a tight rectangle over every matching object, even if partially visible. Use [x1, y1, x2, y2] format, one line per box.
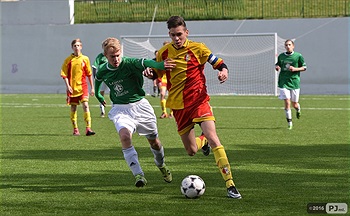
[103, 37, 121, 55]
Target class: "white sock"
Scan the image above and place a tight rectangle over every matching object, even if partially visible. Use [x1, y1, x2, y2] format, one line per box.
[295, 103, 301, 112]
[150, 146, 165, 167]
[285, 109, 292, 120]
[100, 104, 105, 113]
[122, 146, 143, 176]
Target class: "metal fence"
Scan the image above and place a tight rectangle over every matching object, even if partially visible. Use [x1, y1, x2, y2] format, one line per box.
[74, 0, 349, 23]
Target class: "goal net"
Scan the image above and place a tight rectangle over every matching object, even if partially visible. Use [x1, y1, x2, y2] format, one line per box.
[121, 33, 284, 96]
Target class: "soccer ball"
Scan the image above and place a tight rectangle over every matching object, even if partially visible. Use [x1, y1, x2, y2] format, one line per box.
[180, 175, 206, 199]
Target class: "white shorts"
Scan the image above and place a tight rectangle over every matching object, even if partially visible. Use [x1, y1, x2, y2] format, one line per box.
[278, 88, 300, 102]
[100, 82, 109, 92]
[108, 98, 158, 139]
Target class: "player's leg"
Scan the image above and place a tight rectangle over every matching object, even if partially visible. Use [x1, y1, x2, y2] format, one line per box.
[279, 88, 293, 129]
[291, 89, 301, 119]
[70, 103, 79, 136]
[110, 107, 146, 187]
[137, 98, 172, 183]
[159, 85, 168, 118]
[82, 100, 95, 136]
[200, 120, 242, 199]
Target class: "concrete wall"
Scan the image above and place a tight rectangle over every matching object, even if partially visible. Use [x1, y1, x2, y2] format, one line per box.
[0, 1, 348, 94]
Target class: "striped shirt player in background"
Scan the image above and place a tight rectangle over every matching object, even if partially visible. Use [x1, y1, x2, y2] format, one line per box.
[275, 39, 307, 130]
[60, 38, 96, 136]
[155, 16, 242, 199]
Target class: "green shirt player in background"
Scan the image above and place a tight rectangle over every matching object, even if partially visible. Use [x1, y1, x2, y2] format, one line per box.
[94, 37, 176, 187]
[275, 39, 307, 130]
[92, 38, 111, 117]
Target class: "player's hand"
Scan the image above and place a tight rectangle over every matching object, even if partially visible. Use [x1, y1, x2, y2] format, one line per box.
[67, 86, 73, 94]
[218, 69, 228, 84]
[289, 66, 296, 72]
[164, 58, 176, 71]
[143, 67, 154, 79]
[275, 65, 281, 71]
[90, 89, 95, 96]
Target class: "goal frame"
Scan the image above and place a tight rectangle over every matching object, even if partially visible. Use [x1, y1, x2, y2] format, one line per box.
[121, 33, 279, 96]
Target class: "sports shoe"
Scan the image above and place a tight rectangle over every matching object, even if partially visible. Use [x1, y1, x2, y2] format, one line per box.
[135, 174, 147, 187]
[160, 113, 168, 119]
[86, 128, 96, 136]
[100, 112, 105, 118]
[73, 128, 80, 136]
[158, 165, 172, 183]
[296, 111, 301, 119]
[200, 136, 210, 156]
[288, 124, 293, 130]
[227, 186, 242, 199]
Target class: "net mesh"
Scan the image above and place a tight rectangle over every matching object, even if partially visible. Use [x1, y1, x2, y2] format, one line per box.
[121, 33, 284, 96]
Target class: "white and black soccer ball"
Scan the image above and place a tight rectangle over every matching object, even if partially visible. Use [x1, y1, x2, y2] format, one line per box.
[180, 175, 206, 199]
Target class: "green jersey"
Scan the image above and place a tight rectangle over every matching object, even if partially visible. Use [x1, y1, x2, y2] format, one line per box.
[92, 53, 107, 75]
[276, 51, 306, 89]
[95, 57, 165, 104]
[95, 57, 147, 104]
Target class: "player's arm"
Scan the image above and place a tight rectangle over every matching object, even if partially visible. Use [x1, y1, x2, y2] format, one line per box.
[217, 62, 229, 84]
[143, 58, 175, 70]
[87, 75, 95, 96]
[62, 77, 73, 94]
[94, 78, 106, 106]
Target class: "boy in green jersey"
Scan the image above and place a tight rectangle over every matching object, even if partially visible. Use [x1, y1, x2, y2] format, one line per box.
[92, 38, 111, 117]
[275, 39, 307, 129]
[94, 37, 176, 187]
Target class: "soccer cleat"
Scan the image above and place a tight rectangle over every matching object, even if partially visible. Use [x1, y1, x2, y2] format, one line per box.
[86, 128, 96, 136]
[135, 174, 147, 187]
[73, 128, 80, 136]
[200, 136, 210, 156]
[227, 186, 242, 199]
[296, 111, 301, 119]
[288, 124, 293, 130]
[160, 113, 168, 119]
[100, 112, 105, 118]
[158, 165, 172, 183]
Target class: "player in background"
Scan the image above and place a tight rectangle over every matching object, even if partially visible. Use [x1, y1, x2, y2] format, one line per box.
[275, 39, 307, 130]
[156, 41, 173, 119]
[92, 38, 112, 117]
[154, 16, 242, 199]
[60, 38, 96, 136]
[151, 50, 160, 97]
[94, 37, 176, 187]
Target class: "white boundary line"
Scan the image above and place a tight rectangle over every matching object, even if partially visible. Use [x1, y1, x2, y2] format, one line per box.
[1, 103, 349, 111]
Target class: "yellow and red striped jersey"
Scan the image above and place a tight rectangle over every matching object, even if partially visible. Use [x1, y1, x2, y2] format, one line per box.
[155, 39, 224, 109]
[60, 53, 92, 97]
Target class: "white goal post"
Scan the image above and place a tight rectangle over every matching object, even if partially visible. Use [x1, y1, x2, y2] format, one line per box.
[121, 33, 284, 96]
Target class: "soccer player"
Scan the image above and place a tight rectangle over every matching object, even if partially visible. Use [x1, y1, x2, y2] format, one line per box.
[94, 37, 176, 187]
[60, 38, 96, 136]
[154, 16, 242, 199]
[275, 39, 307, 130]
[92, 38, 112, 118]
[156, 41, 173, 119]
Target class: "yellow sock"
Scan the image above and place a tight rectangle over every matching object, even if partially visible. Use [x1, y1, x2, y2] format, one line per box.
[84, 111, 92, 128]
[195, 135, 206, 150]
[161, 99, 167, 114]
[212, 145, 235, 188]
[70, 111, 78, 129]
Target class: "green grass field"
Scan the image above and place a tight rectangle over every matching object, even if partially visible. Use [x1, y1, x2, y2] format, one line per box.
[1, 94, 349, 215]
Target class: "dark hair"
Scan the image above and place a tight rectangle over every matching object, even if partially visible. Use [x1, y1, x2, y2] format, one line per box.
[167, 16, 187, 30]
[284, 39, 294, 45]
[71, 38, 82, 47]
